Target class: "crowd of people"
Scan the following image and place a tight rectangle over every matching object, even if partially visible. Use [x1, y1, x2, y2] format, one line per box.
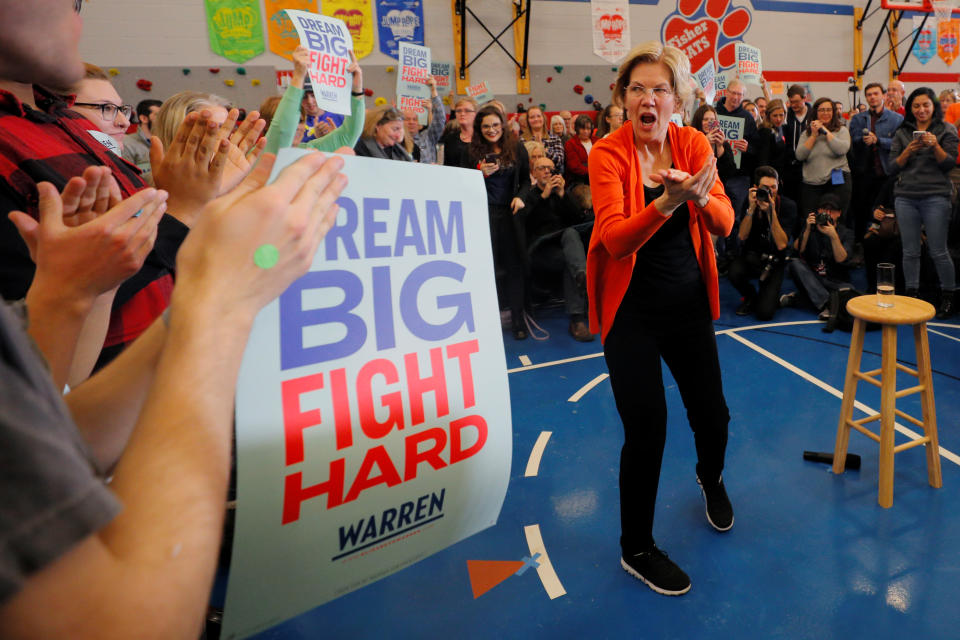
[2, 1, 960, 633]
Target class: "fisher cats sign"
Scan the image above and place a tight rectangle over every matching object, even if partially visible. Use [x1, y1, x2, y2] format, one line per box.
[221, 151, 512, 639]
[287, 10, 353, 115]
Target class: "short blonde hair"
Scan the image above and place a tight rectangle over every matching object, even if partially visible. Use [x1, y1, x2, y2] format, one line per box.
[524, 140, 545, 158]
[153, 90, 231, 150]
[612, 41, 693, 113]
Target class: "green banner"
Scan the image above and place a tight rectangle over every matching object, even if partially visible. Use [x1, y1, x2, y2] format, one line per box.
[206, 0, 266, 63]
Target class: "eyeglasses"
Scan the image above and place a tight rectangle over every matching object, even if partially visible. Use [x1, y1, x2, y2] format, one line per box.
[73, 102, 133, 122]
[74, 0, 83, 13]
[817, 106, 834, 113]
[480, 123, 502, 131]
[625, 84, 672, 99]
[454, 108, 476, 114]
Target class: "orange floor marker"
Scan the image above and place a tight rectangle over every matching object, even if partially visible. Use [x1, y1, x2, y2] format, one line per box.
[466, 560, 525, 599]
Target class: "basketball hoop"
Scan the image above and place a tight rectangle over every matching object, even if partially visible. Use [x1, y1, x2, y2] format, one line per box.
[932, 0, 955, 24]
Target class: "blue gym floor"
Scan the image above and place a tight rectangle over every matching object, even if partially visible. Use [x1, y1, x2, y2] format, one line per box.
[245, 276, 960, 639]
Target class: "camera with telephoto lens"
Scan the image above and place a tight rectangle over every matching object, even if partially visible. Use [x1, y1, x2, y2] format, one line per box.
[758, 252, 782, 282]
[815, 211, 832, 226]
[756, 186, 770, 203]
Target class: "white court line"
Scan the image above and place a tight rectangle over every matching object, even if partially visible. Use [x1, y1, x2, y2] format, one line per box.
[507, 351, 603, 373]
[928, 328, 960, 344]
[518, 355, 533, 366]
[568, 373, 609, 402]
[725, 329, 960, 467]
[524, 431, 553, 477]
[507, 321, 821, 375]
[523, 524, 566, 599]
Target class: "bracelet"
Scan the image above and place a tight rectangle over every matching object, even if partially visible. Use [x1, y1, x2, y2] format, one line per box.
[351, 90, 364, 96]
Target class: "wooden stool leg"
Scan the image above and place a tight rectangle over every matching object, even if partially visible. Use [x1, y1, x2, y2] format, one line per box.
[878, 324, 898, 508]
[834, 319, 866, 474]
[914, 322, 942, 489]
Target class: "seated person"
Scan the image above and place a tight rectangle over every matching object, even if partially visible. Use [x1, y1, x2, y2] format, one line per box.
[863, 204, 906, 294]
[564, 114, 596, 186]
[353, 106, 413, 161]
[782, 193, 855, 320]
[524, 156, 593, 341]
[728, 166, 796, 320]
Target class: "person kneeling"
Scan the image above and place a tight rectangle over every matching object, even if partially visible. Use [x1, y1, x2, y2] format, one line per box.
[525, 156, 594, 341]
[783, 194, 856, 321]
[728, 166, 796, 320]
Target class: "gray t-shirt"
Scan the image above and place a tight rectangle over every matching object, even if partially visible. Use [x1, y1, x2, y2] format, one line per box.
[0, 302, 121, 605]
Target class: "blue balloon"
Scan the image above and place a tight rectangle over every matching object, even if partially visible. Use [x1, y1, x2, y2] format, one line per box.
[584, 94, 594, 104]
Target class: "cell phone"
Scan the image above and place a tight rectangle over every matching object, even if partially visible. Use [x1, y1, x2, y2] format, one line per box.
[862, 128, 870, 135]
[549, 167, 559, 176]
[484, 153, 498, 164]
[706, 120, 719, 131]
[913, 130, 925, 140]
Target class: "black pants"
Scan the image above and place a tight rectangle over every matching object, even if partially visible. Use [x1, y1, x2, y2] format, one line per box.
[603, 309, 730, 554]
[727, 251, 786, 320]
[850, 171, 889, 238]
[489, 205, 526, 329]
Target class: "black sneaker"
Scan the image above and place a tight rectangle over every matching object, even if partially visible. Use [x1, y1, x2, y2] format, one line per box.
[621, 546, 691, 596]
[697, 475, 734, 532]
[735, 298, 754, 316]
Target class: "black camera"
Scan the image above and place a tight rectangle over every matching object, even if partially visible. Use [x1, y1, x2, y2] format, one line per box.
[550, 167, 559, 176]
[756, 186, 770, 202]
[815, 211, 832, 226]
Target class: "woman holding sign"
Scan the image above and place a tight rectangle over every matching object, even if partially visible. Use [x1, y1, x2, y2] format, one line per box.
[463, 105, 532, 339]
[587, 41, 734, 596]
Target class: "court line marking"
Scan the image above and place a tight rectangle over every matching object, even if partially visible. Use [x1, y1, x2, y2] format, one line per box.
[518, 355, 533, 366]
[507, 351, 603, 373]
[524, 431, 553, 477]
[928, 328, 960, 344]
[523, 524, 566, 599]
[567, 373, 609, 402]
[725, 330, 960, 467]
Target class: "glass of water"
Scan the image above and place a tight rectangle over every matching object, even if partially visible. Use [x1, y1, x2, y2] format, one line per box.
[877, 263, 895, 308]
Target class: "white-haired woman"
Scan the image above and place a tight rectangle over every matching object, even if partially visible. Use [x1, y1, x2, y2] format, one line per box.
[587, 41, 734, 596]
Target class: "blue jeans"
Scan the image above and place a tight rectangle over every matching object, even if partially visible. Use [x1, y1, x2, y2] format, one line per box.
[894, 195, 956, 291]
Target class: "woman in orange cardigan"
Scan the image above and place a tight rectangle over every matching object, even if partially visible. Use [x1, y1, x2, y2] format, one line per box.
[587, 42, 735, 597]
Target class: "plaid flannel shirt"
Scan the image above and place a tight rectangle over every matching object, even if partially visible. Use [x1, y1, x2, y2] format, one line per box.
[0, 86, 188, 368]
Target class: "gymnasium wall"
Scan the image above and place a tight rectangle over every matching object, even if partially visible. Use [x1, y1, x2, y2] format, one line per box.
[77, 1, 959, 113]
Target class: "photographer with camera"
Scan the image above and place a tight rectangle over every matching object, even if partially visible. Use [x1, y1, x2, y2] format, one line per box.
[525, 156, 593, 341]
[728, 166, 796, 319]
[782, 194, 855, 321]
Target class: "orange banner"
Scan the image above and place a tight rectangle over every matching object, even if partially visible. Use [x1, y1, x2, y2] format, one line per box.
[322, 0, 375, 59]
[265, 0, 318, 60]
[938, 19, 960, 66]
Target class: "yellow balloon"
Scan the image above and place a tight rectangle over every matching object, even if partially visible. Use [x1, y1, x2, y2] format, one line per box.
[224, 79, 235, 87]
[374, 96, 387, 106]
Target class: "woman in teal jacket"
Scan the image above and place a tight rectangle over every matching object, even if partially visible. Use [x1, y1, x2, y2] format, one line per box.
[264, 46, 365, 155]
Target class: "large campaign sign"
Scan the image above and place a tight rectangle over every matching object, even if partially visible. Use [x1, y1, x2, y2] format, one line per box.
[377, 0, 425, 59]
[431, 61, 453, 95]
[735, 42, 762, 85]
[397, 42, 431, 125]
[287, 10, 353, 116]
[221, 150, 512, 639]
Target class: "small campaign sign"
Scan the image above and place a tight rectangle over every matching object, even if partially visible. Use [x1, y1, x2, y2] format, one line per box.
[694, 58, 716, 106]
[397, 41, 431, 125]
[716, 114, 745, 169]
[221, 150, 512, 640]
[735, 43, 762, 85]
[466, 81, 494, 105]
[431, 61, 453, 95]
[286, 9, 353, 115]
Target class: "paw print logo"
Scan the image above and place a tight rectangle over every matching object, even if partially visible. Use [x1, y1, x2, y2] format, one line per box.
[661, 0, 751, 73]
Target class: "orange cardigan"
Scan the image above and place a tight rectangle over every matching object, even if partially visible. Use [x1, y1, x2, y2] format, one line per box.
[586, 121, 735, 342]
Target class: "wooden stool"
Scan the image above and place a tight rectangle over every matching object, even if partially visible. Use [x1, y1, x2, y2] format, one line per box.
[832, 294, 942, 508]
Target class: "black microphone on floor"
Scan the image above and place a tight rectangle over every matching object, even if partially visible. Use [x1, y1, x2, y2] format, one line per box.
[803, 450, 862, 470]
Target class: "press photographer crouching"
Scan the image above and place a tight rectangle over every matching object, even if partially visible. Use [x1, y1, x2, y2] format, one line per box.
[728, 166, 797, 319]
[782, 193, 855, 322]
[525, 156, 594, 341]
[862, 204, 905, 294]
